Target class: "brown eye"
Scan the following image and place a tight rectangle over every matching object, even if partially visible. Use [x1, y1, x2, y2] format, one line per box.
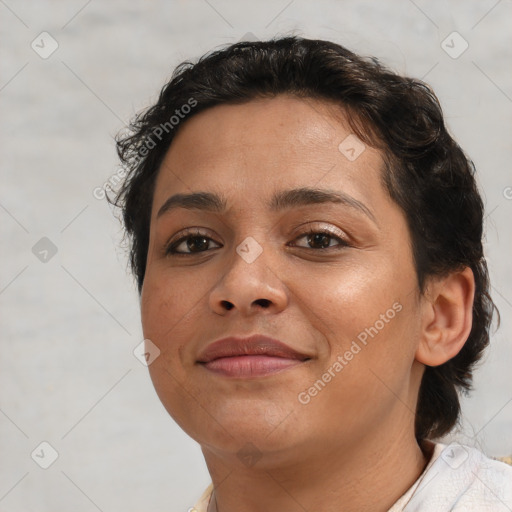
[166, 230, 222, 256]
[290, 228, 350, 250]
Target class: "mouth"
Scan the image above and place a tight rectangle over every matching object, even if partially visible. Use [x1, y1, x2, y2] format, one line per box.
[199, 354, 309, 377]
[197, 334, 311, 378]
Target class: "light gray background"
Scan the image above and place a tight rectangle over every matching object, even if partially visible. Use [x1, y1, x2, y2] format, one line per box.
[1, 1, 511, 511]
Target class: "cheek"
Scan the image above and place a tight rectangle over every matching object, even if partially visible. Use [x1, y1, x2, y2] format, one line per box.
[140, 273, 206, 431]
[140, 271, 198, 359]
[311, 262, 397, 330]
[312, 257, 419, 379]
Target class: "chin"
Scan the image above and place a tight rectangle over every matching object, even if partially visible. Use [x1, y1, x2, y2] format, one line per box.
[198, 402, 295, 440]
[197, 426, 304, 470]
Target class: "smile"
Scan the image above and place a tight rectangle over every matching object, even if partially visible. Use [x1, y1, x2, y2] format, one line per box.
[199, 355, 307, 378]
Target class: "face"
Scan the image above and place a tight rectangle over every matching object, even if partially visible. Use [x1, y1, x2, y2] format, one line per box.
[141, 95, 425, 465]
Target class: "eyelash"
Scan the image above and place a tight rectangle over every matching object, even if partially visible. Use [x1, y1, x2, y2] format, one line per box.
[165, 227, 350, 256]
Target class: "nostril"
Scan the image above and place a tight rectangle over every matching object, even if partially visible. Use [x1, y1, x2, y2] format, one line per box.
[255, 299, 271, 308]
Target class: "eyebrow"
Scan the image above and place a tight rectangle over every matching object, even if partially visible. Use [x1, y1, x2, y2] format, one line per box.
[156, 187, 377, 224]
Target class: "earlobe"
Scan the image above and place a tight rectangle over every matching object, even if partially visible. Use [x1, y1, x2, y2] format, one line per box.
[415, 267, 475, 367]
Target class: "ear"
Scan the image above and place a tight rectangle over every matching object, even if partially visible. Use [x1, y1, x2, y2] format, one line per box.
[415, 267, 475, 367]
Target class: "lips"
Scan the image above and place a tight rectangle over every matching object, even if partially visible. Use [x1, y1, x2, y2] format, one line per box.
[197, 334, 311, 363]
[196, 334, 311, 377]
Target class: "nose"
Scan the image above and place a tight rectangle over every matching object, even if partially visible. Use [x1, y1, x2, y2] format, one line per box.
[208, 237, 289, 316]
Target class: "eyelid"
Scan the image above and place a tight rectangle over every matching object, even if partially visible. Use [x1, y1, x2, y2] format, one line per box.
[289, 224, 351, 249]
[165, 222, 352, 256]
[290, 219, 351, 240]
[166, 226, 214, 245]
[165, 227, 220, 255]
[291, 221, 346, 238]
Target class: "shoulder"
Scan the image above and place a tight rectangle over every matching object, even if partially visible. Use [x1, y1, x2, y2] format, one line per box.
[402, 442, 512, 511]
[188, 482, 213, 512]
[462, 444, 512, 504]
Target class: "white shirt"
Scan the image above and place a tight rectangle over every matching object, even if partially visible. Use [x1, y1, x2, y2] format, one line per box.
[390, 442, 512, 511]
[189, 442, 512, 511]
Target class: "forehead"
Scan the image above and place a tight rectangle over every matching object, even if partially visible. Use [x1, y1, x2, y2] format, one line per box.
[152, 95, 387, 214]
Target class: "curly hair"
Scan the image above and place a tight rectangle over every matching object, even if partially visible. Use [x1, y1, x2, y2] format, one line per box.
[111, 35, 498, 441]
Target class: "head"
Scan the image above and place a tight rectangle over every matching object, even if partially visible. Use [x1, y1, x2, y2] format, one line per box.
[111, 36, 496, 458]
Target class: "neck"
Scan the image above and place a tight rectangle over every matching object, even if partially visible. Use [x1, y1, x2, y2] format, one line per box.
[203, 421, 430, 512]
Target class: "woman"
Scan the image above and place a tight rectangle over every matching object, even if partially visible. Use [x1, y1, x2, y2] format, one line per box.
[111, 36, 512, 511]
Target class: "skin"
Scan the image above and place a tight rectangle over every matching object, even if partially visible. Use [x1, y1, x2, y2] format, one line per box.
[140, 95, 475, 512]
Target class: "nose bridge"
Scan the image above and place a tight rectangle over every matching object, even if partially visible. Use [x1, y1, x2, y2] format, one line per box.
[227, 208, 272, 265]
[209, 230, 288, 315]
[229, 232, 275, 290]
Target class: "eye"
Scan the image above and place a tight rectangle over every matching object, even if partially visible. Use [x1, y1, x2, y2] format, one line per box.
[165, 226, 350, 257]
[289, 227, 350, 251]
[165, 229, 222, 256]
